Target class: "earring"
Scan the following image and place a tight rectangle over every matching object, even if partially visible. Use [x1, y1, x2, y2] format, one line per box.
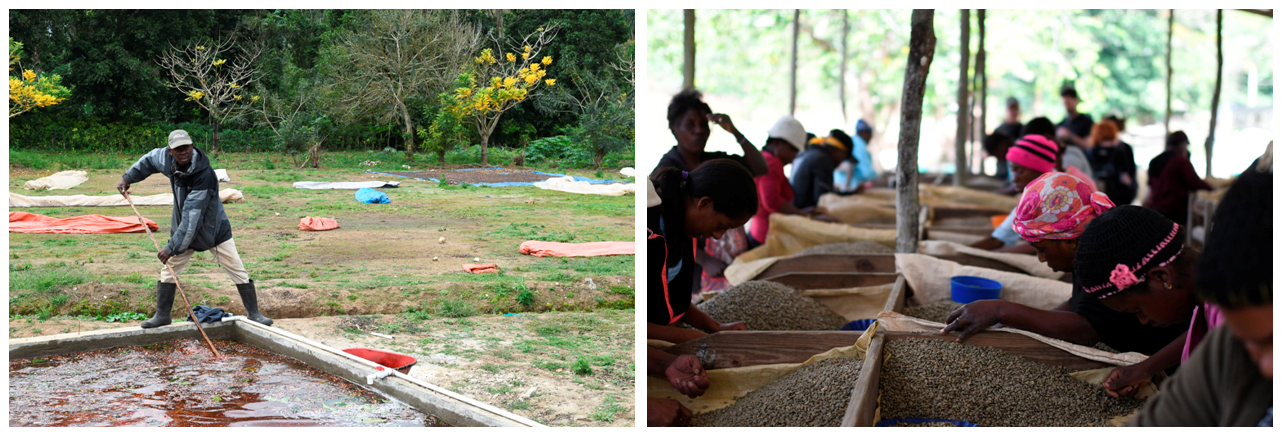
[1164, 282, 1172, 290]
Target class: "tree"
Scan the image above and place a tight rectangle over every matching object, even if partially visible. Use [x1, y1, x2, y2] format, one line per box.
[896, 10, 936, 254]
[446, 23, 561, 165]
[157, 37, 262, 154]
[419, 74, 475, 166]
[325, 10, 480, 160]
[537, 42, 635, 169]
[9, 38, 71, 118]
[953, 9, 970, 187]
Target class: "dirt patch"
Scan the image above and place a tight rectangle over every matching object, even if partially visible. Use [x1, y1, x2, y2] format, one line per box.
[378, 168, 570, 185]
[11, 276, 633, 319]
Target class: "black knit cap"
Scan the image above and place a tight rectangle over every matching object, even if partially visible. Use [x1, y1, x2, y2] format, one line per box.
[1074, 205, 1185, 299]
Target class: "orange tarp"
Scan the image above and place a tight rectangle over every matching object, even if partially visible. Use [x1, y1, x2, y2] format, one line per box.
[463, 263, 500, 274]
[519, 240, 636, 257]
[9, 211, 158, 234]
[299, 217, 340, 231]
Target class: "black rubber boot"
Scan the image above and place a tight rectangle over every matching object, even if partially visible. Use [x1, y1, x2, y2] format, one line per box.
[236, 280, 273, 326]
[141, 282, 177, 329]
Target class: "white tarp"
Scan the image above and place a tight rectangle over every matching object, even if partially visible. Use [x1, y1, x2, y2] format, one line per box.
[532, 176, 634, 196]
[293, 181, 400, 190]
[215, 169, 231, 182]
[23, 170, 89, 191]
[918, 240, 1065, 280]
[9, 189, 245, 208]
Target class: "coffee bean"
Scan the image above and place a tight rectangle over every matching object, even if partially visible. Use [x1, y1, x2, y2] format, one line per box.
[692, 357, 864, 426]
[698, 281, 850, 331]
[901, 300, 964, 323]
[879, 338, 1144, 427]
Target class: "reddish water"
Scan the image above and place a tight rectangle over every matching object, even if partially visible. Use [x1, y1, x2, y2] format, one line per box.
[9, 339, 446, 427]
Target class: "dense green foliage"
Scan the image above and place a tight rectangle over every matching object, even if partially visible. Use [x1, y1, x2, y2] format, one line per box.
[9, 9, 634, 167]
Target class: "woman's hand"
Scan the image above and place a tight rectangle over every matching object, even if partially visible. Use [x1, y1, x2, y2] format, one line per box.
[940, 300, 1009, 342]
[707, 113, 741, 136]
[713, 321, 748, 332]
[664, 354, 710, 398]
[1103, 362, 1155, 398]
[648, 398, 693, 427]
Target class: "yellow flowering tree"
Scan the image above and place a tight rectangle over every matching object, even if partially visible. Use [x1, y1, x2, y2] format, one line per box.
[157, 37, 262, 154]
[9, 38, 71, 118]
[446, 23, 560, 165]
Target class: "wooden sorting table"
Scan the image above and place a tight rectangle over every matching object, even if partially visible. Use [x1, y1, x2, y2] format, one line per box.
[846, 330, 1116, 427]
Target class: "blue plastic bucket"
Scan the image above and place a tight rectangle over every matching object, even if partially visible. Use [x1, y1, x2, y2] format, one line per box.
[841, 319, 877, 331]
[876, 418, 978, 427]
[950, 276, 1003, 303]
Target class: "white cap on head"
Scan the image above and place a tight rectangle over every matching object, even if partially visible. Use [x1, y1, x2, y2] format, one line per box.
[767, 116, 806, 151]
[168, 130, 193, 149]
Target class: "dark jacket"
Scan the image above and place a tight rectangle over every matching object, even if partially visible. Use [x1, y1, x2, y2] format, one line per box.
[790, 146, 836, 209]
[647, 202, 693, 326]
[122, 147, 232, 256]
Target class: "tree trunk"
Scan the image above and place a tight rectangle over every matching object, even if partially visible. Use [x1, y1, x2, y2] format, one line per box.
[1165, 9, 1174, 136]
[683, 10, 696, 91]
[480, 129, 491, 166]
[840, 10, 849, 123]
[953, 9, 970, 187]
[789, 9, 801, 115]
[896, 9, 936, 254]
[1205, 9, 1222, 179]
[399, 102, 416, 161]
[975, 9, 986, 175]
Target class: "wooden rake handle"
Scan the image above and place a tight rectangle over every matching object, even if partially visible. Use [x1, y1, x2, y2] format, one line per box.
[122, 191, 222, 359]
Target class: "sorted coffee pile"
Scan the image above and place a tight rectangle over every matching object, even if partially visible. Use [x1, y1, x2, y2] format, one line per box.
[700, 281, 849, 331]
[902, 300, 965, 323]
[10, 339, 439, 427]
[794, 241, 893, 256]
[880, 338, 1144, 427]
[692, 357, 864, 426]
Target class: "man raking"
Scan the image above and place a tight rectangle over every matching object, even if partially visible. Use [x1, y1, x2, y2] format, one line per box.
[117, 130, 273, 328]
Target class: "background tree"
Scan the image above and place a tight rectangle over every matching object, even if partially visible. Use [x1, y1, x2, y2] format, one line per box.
[418, 74, 475, 166]
[157, 37, 262, 154]
[537, 42, 635, 169]
[9, 38, 71, 118]
[446, 23, 560, 165]
[324, 9, 480, 160]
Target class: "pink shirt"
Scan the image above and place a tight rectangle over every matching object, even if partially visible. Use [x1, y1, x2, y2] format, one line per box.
[750, 151, 793, 243]
[1181, 302, 1226, 363]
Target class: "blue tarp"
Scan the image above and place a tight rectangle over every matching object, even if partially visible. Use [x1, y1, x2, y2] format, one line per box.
[368, 167, 632, 187]
[355, 188, 391, 204]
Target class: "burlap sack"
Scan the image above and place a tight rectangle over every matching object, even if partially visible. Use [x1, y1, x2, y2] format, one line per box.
[724, 214, 897, 285]
[647, 324, 880, 414]
[918, 240, 1065, 280]
[895, 253, 1069, 310]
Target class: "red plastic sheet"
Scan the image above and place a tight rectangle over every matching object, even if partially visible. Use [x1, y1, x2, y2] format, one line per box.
[299, 217, 340, 231]
[518, 240, 635, 257]
[462, 263, 500, 274]
[9, 211, 158, 234]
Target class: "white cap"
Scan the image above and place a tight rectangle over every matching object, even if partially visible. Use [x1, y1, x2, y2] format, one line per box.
[168, 130, 193, 149]
[767, 116, 806, 151]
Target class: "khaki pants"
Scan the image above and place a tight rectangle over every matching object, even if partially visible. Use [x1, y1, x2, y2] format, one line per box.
[159, 238, 250, 285]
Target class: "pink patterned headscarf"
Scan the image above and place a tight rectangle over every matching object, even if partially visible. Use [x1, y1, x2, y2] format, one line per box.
[1012, 172, 1115, 242]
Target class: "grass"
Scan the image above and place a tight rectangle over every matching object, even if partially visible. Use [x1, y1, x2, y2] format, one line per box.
[8, 151, 632, 321]
[590, 394, 627, 422]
